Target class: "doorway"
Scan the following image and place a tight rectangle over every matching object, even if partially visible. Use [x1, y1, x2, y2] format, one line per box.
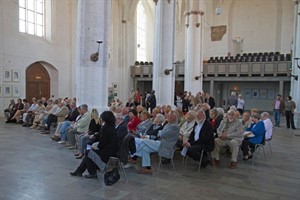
[26, 62, 50, 102]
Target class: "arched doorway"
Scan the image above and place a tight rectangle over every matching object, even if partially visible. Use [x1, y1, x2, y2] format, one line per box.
[26, 62, 50, 102]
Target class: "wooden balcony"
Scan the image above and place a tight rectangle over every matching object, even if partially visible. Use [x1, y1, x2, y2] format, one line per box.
[130, 61, 292, 81]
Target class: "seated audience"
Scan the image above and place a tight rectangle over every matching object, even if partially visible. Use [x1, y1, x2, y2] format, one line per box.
[240, 111, 251, 131]
[129, 110, 180, 174]
[135, 111, 153, 137]
[4, 99, 16, 121]
[212, 109, 243, 169]
[5, 98, 24, 122]
[241, 113, 266, 160]
[9, 99, 30, 123]
[23, 99, 44, 127]
[70, 111, 119, 178]
[66, 104, 91, 149]
[75, 108, 101, 159]
[208, 108, 222, 137]
[127, 109, 141, 134]
[182, 109, 215, 168]
[261, 112, 273, 140]
[179, 110, 196, 143]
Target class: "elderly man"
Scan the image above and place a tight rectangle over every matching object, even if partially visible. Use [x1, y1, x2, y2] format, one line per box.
[41, 100, 70, 134]
[179, 110, 196, 143]
[212, 109, 243, 169]
[129, 110, 180, 174]
[260, 112, 273, 140]
[66, 104, 91, 149]
[182, 109, 215, 168]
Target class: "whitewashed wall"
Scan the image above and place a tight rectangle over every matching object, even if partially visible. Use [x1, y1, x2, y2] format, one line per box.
[0, 0, 77, 115]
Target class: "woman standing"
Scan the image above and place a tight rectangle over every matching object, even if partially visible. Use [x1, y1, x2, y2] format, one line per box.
[285, 96, 296, 130]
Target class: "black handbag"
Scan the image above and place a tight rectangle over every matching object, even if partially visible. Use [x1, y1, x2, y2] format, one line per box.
[104, 167, 120, 186]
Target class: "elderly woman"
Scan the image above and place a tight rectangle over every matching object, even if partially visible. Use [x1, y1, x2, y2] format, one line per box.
[70, 111, 119, 178]
[127, 109, 141, 134]
[260, 112, 273, 140]
[179, 110, 196, 143]
[241, 113, 266, 160]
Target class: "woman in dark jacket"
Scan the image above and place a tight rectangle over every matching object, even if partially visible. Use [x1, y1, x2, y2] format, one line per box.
[70, 111, 119, 178]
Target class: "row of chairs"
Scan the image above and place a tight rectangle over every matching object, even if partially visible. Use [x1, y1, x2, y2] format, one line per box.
[208, 53, 291, 63]
[103, 137, 272, 184]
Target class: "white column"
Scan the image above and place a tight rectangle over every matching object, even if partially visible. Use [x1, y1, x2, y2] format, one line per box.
[153, 0, 176, 105]
[291, 0, 300, 130]
[184, 0, 205, 94]
[76, 0, 111, 113]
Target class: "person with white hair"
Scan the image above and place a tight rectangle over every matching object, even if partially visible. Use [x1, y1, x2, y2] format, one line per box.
[260, 112, 273, 140]
[237, 94, 245, 115]
[179, 110, 196, 143]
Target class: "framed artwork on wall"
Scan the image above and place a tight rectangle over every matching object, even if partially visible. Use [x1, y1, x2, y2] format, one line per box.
[4, 85, 11, 97]
[12, 85, 20, 97]
[13, 70, 20, 82]
[260, 89, 267, 99]
[3, 70, 11, 82]
[268, 89, 275, 99]
[252, 89, 259, 99]
[244, 89, 251, 99]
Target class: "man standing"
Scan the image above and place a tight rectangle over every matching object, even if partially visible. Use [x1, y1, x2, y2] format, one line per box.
[227, 92, 238, 110]
[285, 96, 296, 130]
[273, 94, 285, 127]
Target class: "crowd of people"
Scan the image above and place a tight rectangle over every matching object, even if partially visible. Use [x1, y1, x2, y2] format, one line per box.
[2, 90, 297, 179]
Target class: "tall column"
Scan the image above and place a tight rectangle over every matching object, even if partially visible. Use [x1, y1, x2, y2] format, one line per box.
[76, 0, 111, 113]
[184, 0, 205, 94]
[279, 81, 284, 96]
[152, 0, 176, 105]
[291, 0, 300, 129]
[209, 81, 214, 97]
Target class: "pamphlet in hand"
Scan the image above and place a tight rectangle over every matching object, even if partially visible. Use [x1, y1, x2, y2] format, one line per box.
[243, 131, 255, 138]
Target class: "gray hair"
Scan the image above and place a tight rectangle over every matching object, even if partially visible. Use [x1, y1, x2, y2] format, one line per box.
[114, 113, 124, 121]
[261, 112, 269, 118]
[80, 104, 88, 111]
[155, 113, 165, 123]
[251, 113, 260, 119]
[216, 107, 225, 117]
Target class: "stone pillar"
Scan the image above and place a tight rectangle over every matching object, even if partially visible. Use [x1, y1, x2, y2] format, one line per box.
[152, 0, 176, 105]
[76, 0, 111, 113]
[209, 80, 214, 97]
[184, 0, 205, 94]
[291, 0, 300, 130]
[279, 81, 284, 96]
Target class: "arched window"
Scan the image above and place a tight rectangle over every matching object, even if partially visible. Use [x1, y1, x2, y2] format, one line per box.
[136, 1, 147, 61]
[19, 0, 45, 37]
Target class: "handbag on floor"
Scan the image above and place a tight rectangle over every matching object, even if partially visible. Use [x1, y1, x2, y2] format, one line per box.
[104, 167, 120, 186]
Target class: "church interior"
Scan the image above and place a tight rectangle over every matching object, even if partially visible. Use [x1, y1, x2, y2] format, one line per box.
[0, 0, 300, 199]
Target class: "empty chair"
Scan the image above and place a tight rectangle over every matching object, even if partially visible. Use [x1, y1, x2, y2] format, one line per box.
[280, 54, 285, 61]
[286, 54, 291, 61]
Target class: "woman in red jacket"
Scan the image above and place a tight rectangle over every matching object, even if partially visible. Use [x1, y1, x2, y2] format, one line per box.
[127, 109, 141, 135]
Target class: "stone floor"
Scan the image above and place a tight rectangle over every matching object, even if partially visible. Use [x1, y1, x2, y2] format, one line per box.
[0, 119, 299, 200]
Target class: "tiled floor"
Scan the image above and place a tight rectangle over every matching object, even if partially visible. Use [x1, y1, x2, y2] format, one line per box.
[0, 119, 299, 200]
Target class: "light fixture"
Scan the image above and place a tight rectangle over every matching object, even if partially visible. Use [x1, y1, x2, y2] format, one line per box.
[195, 76, 201, 80]
[164, 62, 178, 75]
[90, 41, 103, 62]
[289, 69, 298, 81]
[295, 58, 300, 69]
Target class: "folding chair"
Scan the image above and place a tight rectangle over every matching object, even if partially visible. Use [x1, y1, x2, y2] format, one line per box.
[157, 148, 176, 176]
[182, 150, 215, 172]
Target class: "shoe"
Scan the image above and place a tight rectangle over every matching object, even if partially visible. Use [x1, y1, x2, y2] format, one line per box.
[76, 154, 84, 159]
[74, 153, 80, 156]
[5, 120, 10, 123]
[65, 143, 72, 147]
[84, 174, 97, 179]
[30, 125, 37, 129]
[229, 162, 237, 169]
[137, 168, 152, 175]
[68, 146, 76, 150]
[57, 141, 65, 144]
[210, 159, 220, 166]
[41, 131, 50, 134]
[70, 171, 82, 177]
[128, 158, 137, 164]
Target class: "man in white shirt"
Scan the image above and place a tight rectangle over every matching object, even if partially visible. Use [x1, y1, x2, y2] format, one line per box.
[261, 112, 273, 140]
